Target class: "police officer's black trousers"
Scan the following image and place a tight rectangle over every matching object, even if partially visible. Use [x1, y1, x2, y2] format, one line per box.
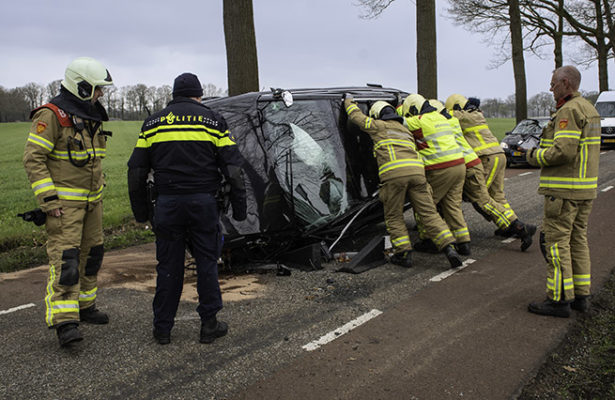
[153, 193, 222, 334]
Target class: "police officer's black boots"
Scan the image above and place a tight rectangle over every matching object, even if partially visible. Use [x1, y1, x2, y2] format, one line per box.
[80, 305, 109, 324]
[455, 241, 471, 256]
[200, 316, 228, 344]
[153, 329, 171, 345]
[528, 299, 571, 318]
[389, 250, 413, 268]
[442, 244, 463, 268]
[56, 323, 83, 347]
[571, 295, 590, 312]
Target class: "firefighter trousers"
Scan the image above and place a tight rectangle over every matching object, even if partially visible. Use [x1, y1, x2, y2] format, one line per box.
[379, 174, 455, 253]
[44, 202, 104, 327]
[424, 164, 469, 244]
[463, 163, 516, 230]
[480, 153, 516, 218]
[542, 196, 593, 302]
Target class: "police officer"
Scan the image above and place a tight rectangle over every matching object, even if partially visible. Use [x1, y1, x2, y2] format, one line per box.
[445, 94, 536, 249]
[401, 94, 471, 256]
[344, 95, 462, 269]
[430, 99, 536, 251]
[23, 57, 113, 347]
[524, 66, 600, 317]
[128, 72, 247, 344]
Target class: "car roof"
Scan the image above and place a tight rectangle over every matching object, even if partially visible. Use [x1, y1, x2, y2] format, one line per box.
[204, 85, 409, 106]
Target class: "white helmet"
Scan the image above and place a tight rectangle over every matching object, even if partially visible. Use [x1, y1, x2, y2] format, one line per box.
[402, 93, 427, 117]
[61, 57, 113, 101]
[369, 101, 395, 119]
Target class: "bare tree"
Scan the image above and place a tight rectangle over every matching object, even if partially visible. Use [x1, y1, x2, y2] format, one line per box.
[223, 0, 259, 96]
[21, 82, 45, 110]
[528, 91, 554, 116]
[355, 0, 438, 97]
[46, 79, 62, 101]
[448, 0, 528, 121]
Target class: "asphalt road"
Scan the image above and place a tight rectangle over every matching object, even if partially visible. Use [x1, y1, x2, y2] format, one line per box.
[2, 150, 615, 400]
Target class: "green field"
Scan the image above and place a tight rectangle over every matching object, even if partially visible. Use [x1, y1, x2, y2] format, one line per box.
[0, 121, 154, 272]
[0, 118, 516, 272]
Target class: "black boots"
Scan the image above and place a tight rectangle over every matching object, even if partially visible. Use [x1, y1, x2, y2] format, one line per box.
[505, 220, 537, 251]
[200, 316, 228, 344]
[153, 329, 171, 345]
[455, 242, 471, 256]
[528, 299, 571, 318]
[412, 239, 439, 254]
[571, 295, 590, 312]
[56, 323, 83, 347]
[80, 305, 109, 324]
[442, 244, 463, 268]
[389, 250, 413, 268]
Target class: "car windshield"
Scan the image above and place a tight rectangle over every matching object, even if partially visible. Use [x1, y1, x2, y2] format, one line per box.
[596, 101, 615, 118]
[511, 119, 548, 135]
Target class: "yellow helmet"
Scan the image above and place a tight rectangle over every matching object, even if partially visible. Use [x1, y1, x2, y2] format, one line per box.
[62, 57, 113, 101]
[369, 101, 395, 119]
[428, 99, 445, 113]
[402, 93, 426, 117]
[445, 94, 467, 112]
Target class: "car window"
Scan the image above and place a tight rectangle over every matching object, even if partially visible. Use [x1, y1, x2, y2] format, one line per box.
[511, 119, 547, 135]
[261, 99, 350, 229]
[596, 101, 615, 118]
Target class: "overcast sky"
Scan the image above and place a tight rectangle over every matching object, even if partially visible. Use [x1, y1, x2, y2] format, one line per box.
[1, 0, 613, 100]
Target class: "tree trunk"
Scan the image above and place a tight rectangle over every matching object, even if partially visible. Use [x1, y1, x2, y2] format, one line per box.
[508, 0, 527, 122]
[596, 0, 610, 91]
[554, 0, 563, 68]
[416, 0, 437, 98]
[223, 0, 259, 96]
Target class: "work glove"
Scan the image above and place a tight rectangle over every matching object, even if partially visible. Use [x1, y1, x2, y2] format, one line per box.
[343, 93, 354, 103]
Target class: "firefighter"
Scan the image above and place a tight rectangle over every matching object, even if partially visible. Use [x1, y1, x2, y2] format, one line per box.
[401, 94, 471, 256]
[128, 73, 247, 344]
[430, 99, 536, 251]
[23, 57, 114, 347]
[523, 66, 601, 317]
[343, 95, 462, 269]
[445, 94, 536, 247]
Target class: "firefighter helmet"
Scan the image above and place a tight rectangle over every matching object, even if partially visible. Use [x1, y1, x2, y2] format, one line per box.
[61, 57, 113, 101]
[369, 101, 395, 119]
[428, 99, 445, 113]
[402, 93, 427, 117]
[445, 94, 468, 112]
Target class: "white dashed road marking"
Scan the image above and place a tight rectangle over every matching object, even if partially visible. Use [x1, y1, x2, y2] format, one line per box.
[502, 237, 516, 244]
[602, 186, 613, 192]
[0, 303, 35, 315]
[302, 309, 383, 351]
[429, 259, 476, 282]
[519, 172, 533, 177]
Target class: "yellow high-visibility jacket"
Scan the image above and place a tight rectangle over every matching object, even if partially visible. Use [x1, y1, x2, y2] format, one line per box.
[454, 109, 503, 157]
[404, 111, 464, 170]
[23, 104, 106, 211]
[527, 92, 601, 200]
[345, 99, 424, 181]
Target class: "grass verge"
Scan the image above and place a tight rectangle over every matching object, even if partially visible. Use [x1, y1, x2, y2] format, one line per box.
[518, 270, 615, 399]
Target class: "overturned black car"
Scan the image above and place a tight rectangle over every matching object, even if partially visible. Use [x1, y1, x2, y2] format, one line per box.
[204, 86, 409, 270]
[500, 117, 549, 167]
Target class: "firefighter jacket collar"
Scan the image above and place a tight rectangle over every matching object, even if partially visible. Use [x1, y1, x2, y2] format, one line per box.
[555, 92, 578, 109]
[33, 88, 109, 122]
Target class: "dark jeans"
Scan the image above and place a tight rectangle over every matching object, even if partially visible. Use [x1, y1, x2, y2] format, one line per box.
[153, 193, 222, 333]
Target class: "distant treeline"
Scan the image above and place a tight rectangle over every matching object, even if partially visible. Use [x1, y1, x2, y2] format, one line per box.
[0, 81, 600, 122]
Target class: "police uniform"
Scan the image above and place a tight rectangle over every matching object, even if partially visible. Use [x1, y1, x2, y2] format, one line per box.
[404, 110, 469, 246]
[23, 96, 108, 329]
[344, 99, 460, 268]
[128, 73, 247, 343]
[527, 92, 600, 304]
